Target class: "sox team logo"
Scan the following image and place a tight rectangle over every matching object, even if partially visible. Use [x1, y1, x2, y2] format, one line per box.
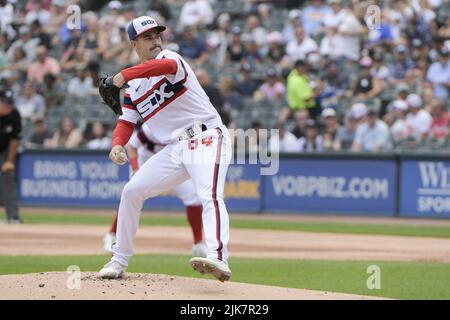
[134, 80, 187, 119]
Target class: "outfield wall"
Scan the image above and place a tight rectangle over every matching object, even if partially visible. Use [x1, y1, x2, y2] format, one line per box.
[14, 150, 450, 218]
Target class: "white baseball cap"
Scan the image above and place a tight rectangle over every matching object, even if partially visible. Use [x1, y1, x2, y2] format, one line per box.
[406, 94, 422, 108]
[127, 16, 166, 41]
[288, 9, 301, 20]
[351, 103, 368, 119]
[391, 99, 408, 111]
[108, 1, 122, 10]
[321, 108, 336, 118]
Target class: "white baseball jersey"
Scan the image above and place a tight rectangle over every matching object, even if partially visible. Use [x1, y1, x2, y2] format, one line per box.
[120, 49, 222, 145]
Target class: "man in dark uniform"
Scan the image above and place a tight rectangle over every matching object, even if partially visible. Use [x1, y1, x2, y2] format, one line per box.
[0, 88, 22, 224]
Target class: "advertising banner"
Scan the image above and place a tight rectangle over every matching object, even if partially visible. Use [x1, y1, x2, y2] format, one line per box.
[400, 160, 450, 218]
[264, 158, 397, 215]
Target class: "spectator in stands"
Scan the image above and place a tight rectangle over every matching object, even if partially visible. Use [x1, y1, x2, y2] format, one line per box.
[371, 53, 391, 81]
[86, 121, 111, 149]
[298, 119, 323, 152]
[426, 47, 450, 100]
[207, 13, 231, 67]
[44, 0, 66, 35]
[290, 109, 309, 139]
[103, 1, 127, 27]
[258, 68, 285, 102]
[179, 0, 214, 30]
[301, 0, 332, 36]
[247, 120, 265, 153]
[245, 15, 267, 50]
[352, 108, 391, 152]
[60, 29, 85, 71]
[0, 0, 14, 36]
[67, 66, 97, 97]
[269, 122, 299, 153]
[48, 116, 83, 149]
[334, 4, 362, 62]
[27, 115, 53, 148]
[78, 12, 103, 63]
[235, 63, 258, 97]
[227, 26, 246, 63]
[16, 81, 46, 121]
[30, 19, 51, 49]
[334, 111, 357, 151]
[149, 0, 172, 22]
[27, 45, 60, 84]
[0, 88, 23, 223]
[282, 9, 302, 44]
[41, 73, 64, 108]
[6, 25, 40, 64]
[389, 44, 416, 81]
[322, 60, 350, 95]
[429, 100, 450, 142]
[320, 108, 339, 151]
[423, 85, 437, 112]
[320, 19, 340, 59]
[178, 26, 208, 66]
[284, 59, 317, 120]
[100, 25, 132, 64]
[352, 57, 383, 102]
[195, 68, 224, 113]
[219, 77, 243, 114]
[406, 93, 432, 143]
[389, 100, 410, 144]
[8, 47, 29, 83]
[266, 31, 285, 64]
[241, 36, 262, 67]
[25, 0, 51, 26]
[285, 26, 318, 63]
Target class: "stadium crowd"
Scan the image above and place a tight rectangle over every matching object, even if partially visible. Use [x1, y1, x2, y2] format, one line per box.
[0, 0, 449, 153]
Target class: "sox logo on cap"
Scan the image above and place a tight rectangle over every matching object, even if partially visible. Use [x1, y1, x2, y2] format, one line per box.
[127, 16, 166, 41]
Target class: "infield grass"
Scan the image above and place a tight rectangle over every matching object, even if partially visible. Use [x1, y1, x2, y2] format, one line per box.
[18, 211, 450, 239]
[0, 254, 449, 299]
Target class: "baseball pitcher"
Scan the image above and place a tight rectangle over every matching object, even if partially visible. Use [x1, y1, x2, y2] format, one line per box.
[98, 16, 232, 282]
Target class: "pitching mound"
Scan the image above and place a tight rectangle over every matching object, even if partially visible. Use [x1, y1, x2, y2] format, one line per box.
[0, 272, 385, 300]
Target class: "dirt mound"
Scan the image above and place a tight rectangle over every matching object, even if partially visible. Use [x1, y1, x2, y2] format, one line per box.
[0, 272, 386, 300]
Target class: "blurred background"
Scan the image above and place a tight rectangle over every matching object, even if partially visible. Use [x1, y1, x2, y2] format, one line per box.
[0, 0, 448, 152]
[0, 0, 450, 218]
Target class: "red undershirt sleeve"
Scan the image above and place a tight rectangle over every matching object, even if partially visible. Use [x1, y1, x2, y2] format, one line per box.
[120, 59, 177, 82]
[112, 120, 135, 147]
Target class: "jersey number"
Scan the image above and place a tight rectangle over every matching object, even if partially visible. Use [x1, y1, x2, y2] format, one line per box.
[188, 137, 213, 150]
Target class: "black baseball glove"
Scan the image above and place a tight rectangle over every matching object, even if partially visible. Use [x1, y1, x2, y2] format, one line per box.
[99, 75, 123, 115]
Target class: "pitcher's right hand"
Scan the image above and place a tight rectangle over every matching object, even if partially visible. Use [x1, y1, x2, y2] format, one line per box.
[109, 145, 128, 165]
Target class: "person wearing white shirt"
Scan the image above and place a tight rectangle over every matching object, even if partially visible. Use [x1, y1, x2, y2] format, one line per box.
[179, 0, 213, 29]
[269, 124, 299, 153]
[389, 100, 411, 143]
[286, 27, 318, 63]
[298, 119, 323, 152]
[333, 8, 362, 62]
[405, 94, 432, 142]
[86, 122, 111, 150]
[352, 109, 391, 152]
[426, 48, 450, 100]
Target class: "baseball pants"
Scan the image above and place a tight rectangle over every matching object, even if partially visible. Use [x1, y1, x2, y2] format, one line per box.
[112, 125, 231, 266]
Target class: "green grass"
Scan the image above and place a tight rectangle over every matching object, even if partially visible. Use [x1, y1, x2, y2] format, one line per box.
[19, 211, 450, 239]
[1, 254, 449, 299]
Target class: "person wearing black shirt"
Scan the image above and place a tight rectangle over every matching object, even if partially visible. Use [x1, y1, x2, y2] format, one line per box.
[0, 89, 22, 224]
